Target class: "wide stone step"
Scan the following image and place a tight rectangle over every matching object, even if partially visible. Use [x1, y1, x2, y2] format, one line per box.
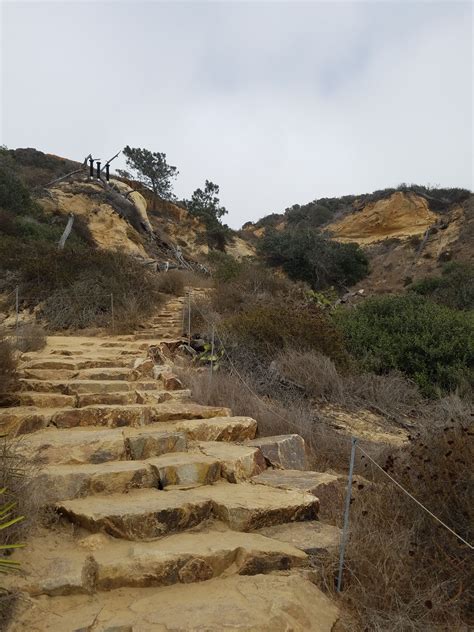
[15, 417, 258, 466]
[8, 527, 307, 597]
[16, 427, 185, 466]
[36, 460, 157, 502]
[75, 367, 133, 381]
[9, 571, 339, 632]
[17, 392, 76, 408]
[51, 401, 230, 429]
[20, 357, 133, 370]
[57, 482, 319, 538]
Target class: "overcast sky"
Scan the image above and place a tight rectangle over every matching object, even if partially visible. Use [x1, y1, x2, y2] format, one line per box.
[1, 1, 472, 228]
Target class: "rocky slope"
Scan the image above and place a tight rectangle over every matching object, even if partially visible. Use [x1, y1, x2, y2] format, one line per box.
[6, 148, 254, 269]
[241, 188, 472, 294]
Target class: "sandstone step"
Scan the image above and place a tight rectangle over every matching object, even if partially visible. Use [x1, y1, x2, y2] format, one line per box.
[172, 416, 257, 442]
[246, 434, 307, 470]
[9, 573, 339, 631]
[16, 427, 127, 465]
[17, 392, 76, 408]
[75, 391, 139, 407]
[126, 429, 187, 460]
[252, 469, 340, 498]
[57, 483, 318, 538]
[256, 520, 341, 556]
[20, 357, 133, 371]
[75, 367, 132, 381]
[50, 401, 229, 430]
[198, 441, 266, 482]
[20, 368, 79, 381]
[36, 460, 157, 502]
[8, 526, 307, 597]
[19, 379, 132, 394]
[146, 451, 220, 488]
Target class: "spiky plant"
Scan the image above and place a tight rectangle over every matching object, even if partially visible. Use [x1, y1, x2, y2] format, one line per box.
[0, 487, 25, 573]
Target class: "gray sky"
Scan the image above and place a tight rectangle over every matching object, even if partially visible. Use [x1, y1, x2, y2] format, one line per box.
[1, 1, 472, 228]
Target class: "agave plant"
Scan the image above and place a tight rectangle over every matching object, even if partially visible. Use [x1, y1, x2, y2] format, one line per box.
[0, 487, 25, 573]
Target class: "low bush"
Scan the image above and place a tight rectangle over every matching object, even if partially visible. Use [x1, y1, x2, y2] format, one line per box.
[156, 270, 185, 296]
[0, 242, 165, 331]
[222, 304, 349, 369]
[411, 262, 474, 310]
[335, 294, 474, 397]
[258, 227, 369, 290]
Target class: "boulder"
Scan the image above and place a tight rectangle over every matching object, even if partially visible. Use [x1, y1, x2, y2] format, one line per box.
[246, 434, 307, 470]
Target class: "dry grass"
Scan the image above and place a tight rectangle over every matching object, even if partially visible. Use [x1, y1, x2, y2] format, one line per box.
[0, 336, 18, 405]
[14, 323, 47, 353]
[177, 365, 352, 473]
[0, 436, 43, 625]
[320, 419, 473, 631]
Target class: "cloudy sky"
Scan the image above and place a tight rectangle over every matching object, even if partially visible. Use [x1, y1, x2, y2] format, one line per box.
[1, 1, 472, 228]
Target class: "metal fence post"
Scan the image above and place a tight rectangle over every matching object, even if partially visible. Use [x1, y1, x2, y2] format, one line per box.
[181, 291, 187, 337]
[337, 436, 357, 592]
[209, 325, 215, 379]
[187, 291, 191, 342]
[15, 286, 19, 344]
[110, 293, 115, 332]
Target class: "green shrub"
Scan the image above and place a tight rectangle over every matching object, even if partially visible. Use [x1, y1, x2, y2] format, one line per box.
[411, 262, 474, 310]
[258, 227, 369, 290]
[335, 294, 474, 396]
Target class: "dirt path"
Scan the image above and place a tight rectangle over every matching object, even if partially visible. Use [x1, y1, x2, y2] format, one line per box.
[2, 294, 341, 631]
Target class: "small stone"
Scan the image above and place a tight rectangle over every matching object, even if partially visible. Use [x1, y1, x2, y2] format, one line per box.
[246, 434, 307, 470]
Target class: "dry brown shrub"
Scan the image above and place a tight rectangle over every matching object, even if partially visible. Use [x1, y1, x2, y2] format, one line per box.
[0, 436, 43, 625]
[15, 323, 47, 352]
[177, 365, 351, 473]
[0, 336, 18, 404]
[274, 349, 344, 401]
[156, 270, 185, 296]
[321, 423, 473, 631]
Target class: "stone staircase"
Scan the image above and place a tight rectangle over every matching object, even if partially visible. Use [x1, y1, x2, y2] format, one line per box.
[3, 295, 341, 631]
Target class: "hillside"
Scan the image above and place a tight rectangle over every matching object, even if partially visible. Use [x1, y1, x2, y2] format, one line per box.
[2, 147, 254, 269]
[242, 186, 472, 294]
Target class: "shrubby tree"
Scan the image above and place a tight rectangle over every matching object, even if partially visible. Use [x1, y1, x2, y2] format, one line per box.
[117, 146, 178, 208]
[258, 227, 368, 290]
[184, 180, 230, 250]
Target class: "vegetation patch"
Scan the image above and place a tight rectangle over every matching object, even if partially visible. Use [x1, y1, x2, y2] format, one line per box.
[335, 294, 474, 397]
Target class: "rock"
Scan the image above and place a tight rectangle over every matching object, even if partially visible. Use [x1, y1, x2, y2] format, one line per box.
[16, 427, 126, 465]
[18, 392, 76, 408]
[252, 469, 340, 497]
[146, 452, 221, 487]
[57, 489, 214, 539]
[175, 416, 257, 442]
[191, 482, 319, 531]
[246, 434, 307, 470]
[256, 521, 341, 555]
[51, 405, 150, 429]
[57, 482, 318, 538]
[160, 372, 183, 391]
[125, 429, 187, 460]
[9, 574, 339, 631]
[76, 392, 137, 407]
[131, 358, 155, 380]
[198, 441, 266, 482]
[35, 461, 157, 502]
